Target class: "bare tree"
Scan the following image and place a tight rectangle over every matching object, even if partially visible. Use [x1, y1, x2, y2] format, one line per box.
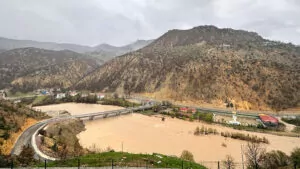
[245, 142, 266, 169]
[222, 155, 236, 169]
[123, 80, 134, 97]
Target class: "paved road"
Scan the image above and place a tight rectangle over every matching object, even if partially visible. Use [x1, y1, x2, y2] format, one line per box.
[11, 105, 153, 160]
[11, 121, 46, 156]
[131, 95, 299, 117]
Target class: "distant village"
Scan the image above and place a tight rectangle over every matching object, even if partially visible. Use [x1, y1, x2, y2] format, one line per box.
[0, 88, 281, 128]
[34, 88, 106, 100]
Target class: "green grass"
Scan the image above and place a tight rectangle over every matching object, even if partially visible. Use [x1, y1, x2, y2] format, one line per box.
[6, 91, 35, 97]
[282, 117, 300, 126]
[32, 95, 47, 105]
[37, 152, 206, 168]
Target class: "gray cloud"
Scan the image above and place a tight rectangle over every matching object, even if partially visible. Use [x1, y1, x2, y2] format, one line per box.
[0, 0, 299, 46]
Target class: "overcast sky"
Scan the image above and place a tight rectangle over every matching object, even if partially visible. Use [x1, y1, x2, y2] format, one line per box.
[0, 0, 299, 46]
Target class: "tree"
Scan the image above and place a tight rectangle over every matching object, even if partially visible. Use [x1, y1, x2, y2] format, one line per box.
[180, 150, 195, 162]
[245, 142, 266, 169]
[113, 93, 119, 99]
[0, 155, 10, 167]
[51, 142, 58, 152]
[194, 126, 200, 135]
[291, 147, 300, 167]
[17, 145, 35, 166]
[260, 150, 290, 169]
[222, 155, 235, 169]
[124, 81, 134, 97]
[58, 144, 68, 160]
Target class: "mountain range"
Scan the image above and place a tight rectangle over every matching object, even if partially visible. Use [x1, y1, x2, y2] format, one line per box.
[0, 36, 153, 58]
[0, 38, 153, 90]
[0, 25, 299, 110]
[75, 25, 300, 111]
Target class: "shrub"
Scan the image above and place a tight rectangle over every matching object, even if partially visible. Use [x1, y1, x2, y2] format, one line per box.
[220, 132, 269, 144]
[260, 150, 291, 169]
[180, 150, 195, 162]
[194, 126, 200, 135]
[291, 147, 300, 165]
[282, 117, 300, 126]
[292, 126, 300, 133]
[195, 112, 214, 123]
[222, 155, 235, 169]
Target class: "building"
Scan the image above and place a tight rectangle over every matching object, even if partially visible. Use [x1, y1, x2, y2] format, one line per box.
[0, 90, 6, 99]
[97, 93, 105, 99]
[180, 107, 196, 113]
[69, 91, 78, 97]
[81, 93, 88, 98]
[56, 93, 66, 99]
[259, 114, 279, 126]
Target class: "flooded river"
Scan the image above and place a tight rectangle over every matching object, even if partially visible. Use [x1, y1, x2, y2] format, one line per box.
[35, 103, 300, 163]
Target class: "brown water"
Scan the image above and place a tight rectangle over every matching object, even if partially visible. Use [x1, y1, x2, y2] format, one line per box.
[34, 103, 124, 115]
[35, 103, 300, 163]
[78, 113, 300, 162]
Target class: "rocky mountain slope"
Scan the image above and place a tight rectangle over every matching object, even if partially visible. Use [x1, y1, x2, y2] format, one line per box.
[76, 25, 300, 111]
[0, 47, 99, 91]
[87, 39, 153, 61]
[0, 100, 48, 155]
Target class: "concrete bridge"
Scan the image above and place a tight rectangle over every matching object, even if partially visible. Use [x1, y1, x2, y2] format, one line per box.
[11, 104, 154, 161]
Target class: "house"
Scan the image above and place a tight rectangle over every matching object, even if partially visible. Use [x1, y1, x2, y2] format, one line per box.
[14, 100, 21, 104]
[69, 91, 78, 97]
[180, 107, 196, 113]
[0, 90, 6, 100]
[81, 93, 88, 98]
[56, 93, 66, 99]
[40, 89, 49, 95]
[97, 93, 105, 99]
[259, 114, 279, 126]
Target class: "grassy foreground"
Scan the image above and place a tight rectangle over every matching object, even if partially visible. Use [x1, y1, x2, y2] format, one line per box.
[38, 152, 206, 169]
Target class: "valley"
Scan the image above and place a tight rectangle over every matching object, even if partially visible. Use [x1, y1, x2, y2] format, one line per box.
[0, 25, 299, 169]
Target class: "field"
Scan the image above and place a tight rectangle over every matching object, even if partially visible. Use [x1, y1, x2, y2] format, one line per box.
[37, 152, 206, 169]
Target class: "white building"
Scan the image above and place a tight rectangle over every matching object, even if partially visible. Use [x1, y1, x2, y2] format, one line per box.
[56, 93, 66, 99]
[0, 90, 6, 99]
[97, 93, 105, 99]
[70, 91, 78, 97]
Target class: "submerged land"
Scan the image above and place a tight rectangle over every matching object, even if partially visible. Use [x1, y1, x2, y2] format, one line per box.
[35, 103, 300, 163]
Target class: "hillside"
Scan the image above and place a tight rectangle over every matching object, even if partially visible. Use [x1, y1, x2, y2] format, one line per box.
[0, 100, 48, 155]
[88, 39, 153, 61]
[76, 25, 300, 111]
[0, 47, 99, 91]
[0, 37, 153, 61]
[0, 37, 93, 53]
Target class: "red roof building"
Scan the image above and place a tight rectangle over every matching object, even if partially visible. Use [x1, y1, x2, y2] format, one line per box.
[259, 114, 279, 126]
[180, 107, 196, 113]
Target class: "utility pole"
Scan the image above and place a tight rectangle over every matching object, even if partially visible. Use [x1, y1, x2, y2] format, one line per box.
[121, 141, 123, 152]
[241, 144, 245, 169]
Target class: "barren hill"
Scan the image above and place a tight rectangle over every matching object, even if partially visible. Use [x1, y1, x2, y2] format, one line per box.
[0, 47, 99, 90]
[76, 25, 300, 111]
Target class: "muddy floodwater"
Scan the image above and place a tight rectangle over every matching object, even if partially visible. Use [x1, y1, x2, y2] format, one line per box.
[35, 103, 300, 163]
[78, 113, 300, 163]
[34, 103, 124, 116]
